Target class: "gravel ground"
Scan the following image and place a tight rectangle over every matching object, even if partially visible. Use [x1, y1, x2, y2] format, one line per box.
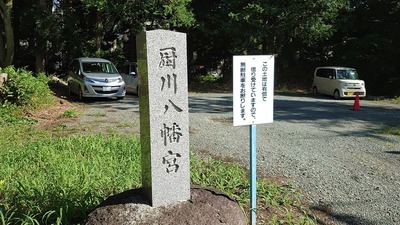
[188, 93, 400, 225]
[73, 92, 400, 225]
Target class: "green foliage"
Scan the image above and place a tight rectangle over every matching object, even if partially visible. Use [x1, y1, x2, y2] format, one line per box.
[0, 66, 54, 108]
[0, 66, 54, 126]
[61, 109, 78, 118]
[191, 154, 299, 207]
[194, 74, 221, 83]
[190, 154, 315, 224]
[0, 133, 141, 224]
[57, 0, 195, 63]
[0, 124, 316, 224]
[380, 125, 400, 136]
[392, 97, 400, 105]
[323, 0, 400, 96]
[189, 0, 349, 89]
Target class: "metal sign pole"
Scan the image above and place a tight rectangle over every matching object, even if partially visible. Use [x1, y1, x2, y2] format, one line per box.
[233, 55, 275, 225]
[250, 124, 257, 225]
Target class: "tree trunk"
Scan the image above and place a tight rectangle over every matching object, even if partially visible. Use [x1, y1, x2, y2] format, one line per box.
[34, 0, 48, 73]
[0, 0, 15, 67]
[95, 10, 103, 53]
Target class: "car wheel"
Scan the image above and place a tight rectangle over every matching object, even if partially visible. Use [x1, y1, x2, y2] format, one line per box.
[312, 86, 318, 95]
[333, 90, 341, 100]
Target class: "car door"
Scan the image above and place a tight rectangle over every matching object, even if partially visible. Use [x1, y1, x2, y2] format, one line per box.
[325, 69, 338, 96]
[120, 63, 138, 94]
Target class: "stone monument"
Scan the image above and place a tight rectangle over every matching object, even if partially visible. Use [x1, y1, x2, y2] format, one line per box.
[85, 29, 246, 224]
[136, 29, 190, 207]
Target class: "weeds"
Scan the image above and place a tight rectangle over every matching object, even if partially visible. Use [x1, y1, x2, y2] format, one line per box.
[392, 97, 400, 105]
[0, 66, 55, 127]
[0, 127, 317, 224]
[61, 109, 78, 118]
[380, 125, 400, 136]
[0, 66, 54, 109]
[0, 132, 141, 224]
[190, 154, 315, 224]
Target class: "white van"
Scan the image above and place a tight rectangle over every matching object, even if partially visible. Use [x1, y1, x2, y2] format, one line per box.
[312, 66, 366, 100]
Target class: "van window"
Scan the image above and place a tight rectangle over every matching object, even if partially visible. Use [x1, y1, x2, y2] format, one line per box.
[82, 62, 118, 74]
[337, 69, 359, 80]
[122, 65, 130, 74]
[316, 69, 334, 78]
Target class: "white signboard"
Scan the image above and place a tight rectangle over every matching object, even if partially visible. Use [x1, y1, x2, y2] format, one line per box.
[233, 55, 274, 126]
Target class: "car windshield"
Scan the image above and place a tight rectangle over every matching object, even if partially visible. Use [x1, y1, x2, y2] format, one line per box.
[336, 69, 359, 80]
[82, 62, 118, 74]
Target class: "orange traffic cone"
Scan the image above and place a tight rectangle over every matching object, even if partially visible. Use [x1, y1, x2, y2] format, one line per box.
[352, 91, 361, 111]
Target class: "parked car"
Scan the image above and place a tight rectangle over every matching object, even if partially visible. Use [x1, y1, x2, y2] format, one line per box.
[119, 62, 139, 95]
[312, 66, 366, 100]
[66, 57, 126, 100]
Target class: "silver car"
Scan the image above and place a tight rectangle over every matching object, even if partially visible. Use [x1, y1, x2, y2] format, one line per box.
[67, 58, 126, 100]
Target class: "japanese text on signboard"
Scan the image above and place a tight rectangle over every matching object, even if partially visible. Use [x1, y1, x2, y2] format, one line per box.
[233, 55, 274, 126]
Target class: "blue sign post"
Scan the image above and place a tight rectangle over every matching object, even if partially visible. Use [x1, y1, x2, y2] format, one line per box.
[233, 55, 275, 225]
[250, 124, 257, 224]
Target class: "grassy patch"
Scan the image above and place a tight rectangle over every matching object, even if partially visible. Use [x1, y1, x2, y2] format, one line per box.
[191, 155, 316, 224]
[380, 125, 400, 136]
[0, 125, 316, 224]
[61, 109, 79, 118]
[0, 131, 141, 224]
[391, 97, 400, 105]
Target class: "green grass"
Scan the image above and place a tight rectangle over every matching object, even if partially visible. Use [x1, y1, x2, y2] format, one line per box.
[0, 125, 316, 224]
[0, 128, 141, 224]
[380, 125, 400, 136]
[61, 109, 78, 118]
[392, 97, 400, 105]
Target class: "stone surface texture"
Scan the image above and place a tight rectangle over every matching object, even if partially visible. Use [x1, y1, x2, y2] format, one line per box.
[85, 186, 247, 225]
[137, 29, 190, 207]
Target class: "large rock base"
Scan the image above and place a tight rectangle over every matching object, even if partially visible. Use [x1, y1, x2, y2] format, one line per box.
[85, 185, 247, 225]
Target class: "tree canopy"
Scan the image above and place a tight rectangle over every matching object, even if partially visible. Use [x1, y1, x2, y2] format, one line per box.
[1, 0, 399, 96]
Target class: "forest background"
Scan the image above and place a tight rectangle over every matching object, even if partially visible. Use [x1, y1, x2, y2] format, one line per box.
[1, 0, 399, 96]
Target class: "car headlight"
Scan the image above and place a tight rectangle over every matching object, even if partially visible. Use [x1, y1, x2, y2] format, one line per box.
[118, 78, 124, 83]
[340, 82, 348, 88]
[84, 77, 95, 83]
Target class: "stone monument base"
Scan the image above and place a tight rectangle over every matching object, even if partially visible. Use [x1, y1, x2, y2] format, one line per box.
[85, 185, 247, 225]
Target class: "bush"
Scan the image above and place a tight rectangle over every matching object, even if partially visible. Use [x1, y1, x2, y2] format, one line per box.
[0, 66, 54, 109]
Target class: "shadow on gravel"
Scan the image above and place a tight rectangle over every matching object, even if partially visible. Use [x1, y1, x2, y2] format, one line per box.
[385, 150, 400, 155]
[188, 93, 400, 137]
[273, 96, 400, 138]
[49, 80, 139, 111]
[312, 205, 375, 225]
[189, 95, 233, 114]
